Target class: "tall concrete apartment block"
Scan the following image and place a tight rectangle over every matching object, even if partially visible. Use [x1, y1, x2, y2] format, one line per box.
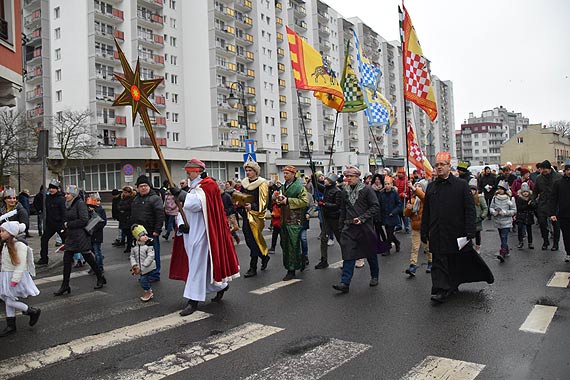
[20, 0, 455, 191]
[458, 106, 529, 166]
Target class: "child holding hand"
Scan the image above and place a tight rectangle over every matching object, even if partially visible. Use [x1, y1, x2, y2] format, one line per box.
[130, 224, 157, 302]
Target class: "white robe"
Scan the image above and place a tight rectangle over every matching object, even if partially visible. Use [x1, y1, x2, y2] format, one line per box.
[180, 179, 227, 302]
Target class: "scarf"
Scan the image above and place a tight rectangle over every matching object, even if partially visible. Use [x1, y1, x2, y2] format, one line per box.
[241, 177, 265, 191]
[65, 194, 78, 208]
[494, 193, 510, 202]
[346, 180, 365, 206]
[371, 183, 383, 192]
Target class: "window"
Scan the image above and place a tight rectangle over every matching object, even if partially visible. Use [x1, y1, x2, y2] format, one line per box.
[171, 74, 178, 84]
[172, 93, 178, 103]
[56, 111, 63, 121]
[172, 132, 179, 142]
[55, 69, 61, 81]
[170, 55, 177, 65]
[517, 137, 524, 144]
[56, 90, 62, 101]
[54, 28, 61, 39]
[169, 0, 176, 9]
[55, 48, 61, 60]
[170, 18, 176, 28]
[172, 113, 179, 122]
[54, 7, 60, 19]
[170, 36, 176, 47]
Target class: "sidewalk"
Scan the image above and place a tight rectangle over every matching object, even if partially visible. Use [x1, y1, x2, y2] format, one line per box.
[25, 231, 65, 275]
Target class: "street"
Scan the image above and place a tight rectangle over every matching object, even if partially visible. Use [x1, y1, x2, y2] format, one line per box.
[0, 218, 568, 380]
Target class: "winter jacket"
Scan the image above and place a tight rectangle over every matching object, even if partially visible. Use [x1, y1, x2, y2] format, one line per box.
[474, 194, 488, 232]
[221, 191, 236, 217]
[164, 194, 179, 216]
[515, 192, 535, 225]
[130, 189, 164, 235]
[490, 194, 517, 229]
[18, 193, 30, 213]
[510, 178, 534, 196]
[533, 171, 562, 217]
[379, 188, 402, 227]
[111, 196, 121, 219]
[320, 183, 342, 220]
[270, 203, 281, 228]
[33, 191, 44, 213]
[88, 205, 107, 243]
[478, 173, 497, 199]
[421, 175, 476, 255]
[394, 175, 411, 202]
[130, 241, 156, 275]
[45, 191, 66, 228]
[0, 202, 29, 229]
[549, 175, 570, 218]
[404, 186, 426, 231]
[117, 195, 134, 230]
[1, 241, 30, 284]
[64, 196, 92, 252]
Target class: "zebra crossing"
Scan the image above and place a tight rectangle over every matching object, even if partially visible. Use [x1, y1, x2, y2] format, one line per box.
[0, 266, 567, 380]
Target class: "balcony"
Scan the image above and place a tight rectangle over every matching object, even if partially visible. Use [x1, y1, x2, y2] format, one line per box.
[246, 86, 255, 96]
[96, 72, 117, 84]
[277, 63, 285, 72]
[237, 33, 254, 45]
[26, 47, 42, 65]
[154, 95, 166, 107]
[95, 7, 124, 24]
[26, 28, 41, 45]
[24, 10, 41, 28]
[27, 106, 44, 119]
[141, 137, 166, 146]
[348, 120, 358, 128]
[280, 111, 287, 120]
[115, 116, 127, 125]
[276, 32, 283, 43]
[303, 113, 311, 121]
[324, 114, 335, 122]
[294, 20, 307, 31]
[138, 0, 164, 10]
[138, 33, 164, 48]
[236, 50, 254, 63]
[293, 5, 306, 17]
[320, 40, 331, 52]
[26, 65, 42, 83]
[95, 50, 119, 64]
[349, 134, 358, 141]
[248, 123, 257, 131]
[234, 0, 252, 11]
[279, 95, 286, 104]
[219, 139, 243, 151]
[216, 43, 236, 58]
[214, 5, 235, 21]
[276, 17, 283, 26]
[26, 87, 43, 102]
[137, 11, 163, 29]
[299, 96, 311, 107]
[24, 0, 40, 9]
[281, 127, 288, 136]
[317, 10, 329, 21]
[277, 48, 284, 58]
[279, 79, 286, 88]
[281, 144, 289, 152]
[318, 25, 330, 36]
[235, 15, 253, 29]
[275, 1, 283, 12]
[247, 104, 256, 114]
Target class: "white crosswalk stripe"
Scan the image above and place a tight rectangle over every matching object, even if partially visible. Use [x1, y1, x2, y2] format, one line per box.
[329, 260, 343, 269]
[401, 355, 485, 380]
[0, 291, 106, 319]
[546, 271, 570, 288]
[110, 322, 284, 380]
[519, 305, 557, 334]
[0, 311, 211, 380]
[250, 279, 302, 295]
[243, 338, 370, 380]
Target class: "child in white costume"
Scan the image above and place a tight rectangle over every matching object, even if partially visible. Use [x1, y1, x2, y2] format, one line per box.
[0, 221, 41, 337]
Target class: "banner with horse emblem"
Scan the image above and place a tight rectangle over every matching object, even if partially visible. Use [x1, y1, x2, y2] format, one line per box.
[286, 26, 345, 111]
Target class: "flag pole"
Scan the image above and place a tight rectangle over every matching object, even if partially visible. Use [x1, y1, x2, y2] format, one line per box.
[368, 124, 385, 168]
[296, 91, 317, 190]
[399, 4, 411, 198]
[327, 112, 340, 173]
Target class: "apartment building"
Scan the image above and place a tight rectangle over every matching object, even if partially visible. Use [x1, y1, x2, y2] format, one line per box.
[20, 0, 455, 191]
[0, 0, 22, 108]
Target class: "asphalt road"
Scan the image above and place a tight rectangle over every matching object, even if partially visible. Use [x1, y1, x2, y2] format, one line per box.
[0, 218, 568, 380]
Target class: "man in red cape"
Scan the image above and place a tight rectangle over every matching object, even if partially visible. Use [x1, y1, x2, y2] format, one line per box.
[169, 158, 240, 316]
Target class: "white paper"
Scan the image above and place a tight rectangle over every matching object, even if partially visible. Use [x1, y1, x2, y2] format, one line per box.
[457, 237, 469, 250]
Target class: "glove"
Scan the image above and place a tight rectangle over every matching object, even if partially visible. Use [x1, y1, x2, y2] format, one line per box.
[421, 235, 428, 244]
[10, 281, 17, 287]
[169, 186, 181, 197]
[317, 201, 324, 207]
[178, 224, 189, 234]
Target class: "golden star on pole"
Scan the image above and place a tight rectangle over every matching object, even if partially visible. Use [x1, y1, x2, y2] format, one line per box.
[112, 38, 163, 130]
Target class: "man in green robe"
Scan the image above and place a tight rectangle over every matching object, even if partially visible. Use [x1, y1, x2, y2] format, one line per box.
[274, 165, 309, 281]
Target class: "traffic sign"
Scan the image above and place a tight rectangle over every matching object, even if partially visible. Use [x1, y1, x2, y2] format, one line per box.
[243, 153, 257, 163]
[245, 139, 255, 154]
[122, 164, 134, 176]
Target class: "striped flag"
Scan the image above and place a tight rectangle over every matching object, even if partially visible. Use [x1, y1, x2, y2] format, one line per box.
[399, 5, 438, 121]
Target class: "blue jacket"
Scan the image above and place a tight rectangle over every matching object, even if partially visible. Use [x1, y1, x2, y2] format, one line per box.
[379, 188, 401, 227]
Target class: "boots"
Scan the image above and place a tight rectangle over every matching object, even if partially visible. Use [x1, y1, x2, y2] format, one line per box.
[260, 255, 270, 270]
[497, 248, 505, 263]
[0, 317, 16, 337]
[180, 300, 199, 316]
[315, 260, 329, 269]
[94, 275, 107, 289]
[244, 257, 258, 278]
[528, 242, 534, 249]
[23, 307, 41, 326]
[54, 286, 71, 296]
[517, 241, 524, 249]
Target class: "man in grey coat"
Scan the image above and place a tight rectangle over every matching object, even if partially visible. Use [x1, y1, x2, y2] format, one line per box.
[332, 165, 380, 293]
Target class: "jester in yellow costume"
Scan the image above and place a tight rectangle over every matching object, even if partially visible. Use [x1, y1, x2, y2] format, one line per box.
[238, 160, 269, 278]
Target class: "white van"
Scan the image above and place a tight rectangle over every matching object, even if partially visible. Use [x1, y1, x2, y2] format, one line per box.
[468, 164, 500, 177]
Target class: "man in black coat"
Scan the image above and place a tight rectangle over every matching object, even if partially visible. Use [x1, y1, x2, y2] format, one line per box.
[110, 189, 122, 246]
[131, 175, 165, 281]
[315, 173, 342, 269]
[478, 166, 497, 219]
[549, 162, 570, 262]
[332, 166, 380, 293]
[37, 180, 66, 265]
[533, 160, 562, 250]
[421, 152, 477, 303]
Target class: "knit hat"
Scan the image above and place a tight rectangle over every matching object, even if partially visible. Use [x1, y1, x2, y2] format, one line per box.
[65, 185, 79, 196]
[325, 173, 338, 184]
[519, 167, 530, 176]
[48, 179, 60, 189]
[469, 178, 478, 190]
[111, 189, 120, 196]
[0, 221, 26, 237]
[343, 165, 361, 177]
[458, 161, 469, 171]
[135, 175, 151, 187]
[497, 180, 509, 191]
[243, 160, 261, 175]
[540, 160, 551, 169]
[131, 224, 147, 239]
[520, 182, 530, 193]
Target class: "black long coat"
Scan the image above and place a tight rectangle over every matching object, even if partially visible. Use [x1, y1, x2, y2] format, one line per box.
[533, 171, 562, 217]
[117, 196, 134, 230]
[339, 185, 379, 260]
[421, 175, 476, 255]
[65, 197, 92, 252]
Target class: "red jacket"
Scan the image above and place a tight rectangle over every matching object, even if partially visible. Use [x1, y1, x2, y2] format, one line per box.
[394, 175, 412, 201]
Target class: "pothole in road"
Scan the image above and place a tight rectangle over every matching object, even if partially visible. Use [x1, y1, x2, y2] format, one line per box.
[283, 336, 330, 356]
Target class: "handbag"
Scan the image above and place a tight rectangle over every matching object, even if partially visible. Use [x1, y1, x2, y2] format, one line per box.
[84, 211, 104, 235]
[228, 214, 239, 232]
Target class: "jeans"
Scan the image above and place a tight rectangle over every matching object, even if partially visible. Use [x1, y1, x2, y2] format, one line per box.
[150, 237, 161, 279]
[300, 229, 308, 256]
[517, 223, 533, 243]
[498, 228, 510, 250]
[164, 215, 176, 238]
[398, 205, 411, 231]
[139, 271, 153, 291]
[117, 228, 124, 243]
[92, 242, 103, 271]
[340, 255, 379, 286]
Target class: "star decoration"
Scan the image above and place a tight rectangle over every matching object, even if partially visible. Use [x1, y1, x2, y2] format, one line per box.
[112, 38, 163, 131]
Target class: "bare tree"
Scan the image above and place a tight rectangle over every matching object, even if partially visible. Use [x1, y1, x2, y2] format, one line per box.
[548, 120, 570, 137]
[0, 109, 35, 185]
[47, 109, 98, 181]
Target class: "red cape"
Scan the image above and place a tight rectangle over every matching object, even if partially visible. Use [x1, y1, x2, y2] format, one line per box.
[169, 177, 241, 283]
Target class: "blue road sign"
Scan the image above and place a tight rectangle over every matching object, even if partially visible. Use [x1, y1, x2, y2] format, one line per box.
[122, 164, 134, 175]
[243, 153, 257, 163]
[245, 139, 255, 154]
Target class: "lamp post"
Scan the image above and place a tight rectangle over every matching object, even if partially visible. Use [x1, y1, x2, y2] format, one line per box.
[227, 82, 249, 139]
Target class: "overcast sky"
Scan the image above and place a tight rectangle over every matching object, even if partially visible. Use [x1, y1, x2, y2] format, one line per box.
[324, 0, 570, 130]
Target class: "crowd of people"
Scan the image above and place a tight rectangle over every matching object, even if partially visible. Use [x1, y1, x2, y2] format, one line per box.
[1, 154, 569, 336]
